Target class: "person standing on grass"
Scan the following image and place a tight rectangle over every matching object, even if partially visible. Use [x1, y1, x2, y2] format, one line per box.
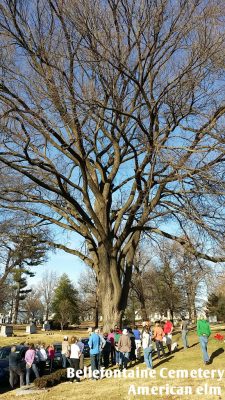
[142, 326, 153, 369]
[197, 315, 211, 364]
[69, 337, 81, 382]
[102, 332, 111, 368]
[181, 317, 190, 349]
[77, 338, 85, 373]
[108, 328, 115, 365]
[114, 327, 122, 366]
[47, 344, 55, 373]
[25, 344, 39, 385]
[61, 336, 71, 368]
[127, 327, 136, 363]
[88, 328, 101, 379]
[117, 329, 131, 371]
[133, 325, 142, 360]
[9, 346, 24, 388]
[36, 343, 47, 376]
[96, 328, 106, 367]
[153, 321, 165, 359]
[163, 319, 173, 355]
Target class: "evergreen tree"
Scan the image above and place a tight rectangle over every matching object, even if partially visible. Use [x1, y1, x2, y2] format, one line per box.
[9, 229, 48, 323]
[52, 274, 79, 330]
[12, 266, 35, 323]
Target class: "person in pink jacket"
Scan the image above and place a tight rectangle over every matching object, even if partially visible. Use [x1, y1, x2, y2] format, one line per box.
[25, 344, 39, 385]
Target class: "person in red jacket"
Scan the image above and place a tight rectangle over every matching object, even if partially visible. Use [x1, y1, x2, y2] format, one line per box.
[163, 319, 173, 355]
[47, 344, 55, 373]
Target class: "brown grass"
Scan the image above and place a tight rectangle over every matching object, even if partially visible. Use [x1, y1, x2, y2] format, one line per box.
[0, 328, 88, 348]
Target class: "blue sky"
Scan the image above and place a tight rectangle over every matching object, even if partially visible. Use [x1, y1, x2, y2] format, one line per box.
[28, 249, 86, 286]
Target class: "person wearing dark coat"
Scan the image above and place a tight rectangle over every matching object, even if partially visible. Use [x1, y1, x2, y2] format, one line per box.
[9, 346, 24, 388]
[127, 327, 136, 362]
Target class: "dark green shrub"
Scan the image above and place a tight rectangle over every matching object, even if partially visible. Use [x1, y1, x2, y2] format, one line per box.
[34, 369, 68, 389]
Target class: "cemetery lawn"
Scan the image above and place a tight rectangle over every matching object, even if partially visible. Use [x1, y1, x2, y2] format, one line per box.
[0, 327, 88, 348]
[0, 325, 225, 400]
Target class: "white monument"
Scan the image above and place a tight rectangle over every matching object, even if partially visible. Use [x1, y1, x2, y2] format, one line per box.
[42, 321, 50, 331]
[26, 323, 37, 334]
[0, 325, 13, 337]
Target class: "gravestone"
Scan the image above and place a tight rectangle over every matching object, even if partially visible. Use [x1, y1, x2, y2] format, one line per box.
[0, 325, 13, 337]
[42, 321, 50, 331]
[208, 315, 217, 323]
[26, 323, 36, 334]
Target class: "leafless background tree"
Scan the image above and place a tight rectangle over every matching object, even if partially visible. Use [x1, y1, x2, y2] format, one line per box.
[0, 0, 225, 329]
[130, 239, 213, 321]
[78, 267, 100, 327]
[38, 270, 58, 321]
[24, 288, 44, 321]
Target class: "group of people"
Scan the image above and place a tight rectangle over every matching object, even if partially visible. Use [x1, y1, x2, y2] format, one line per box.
[83, 319, 175, 379]
[85, 316, 212, 377]
[8, 315, 212, 387]
[9, 342, 56, 388]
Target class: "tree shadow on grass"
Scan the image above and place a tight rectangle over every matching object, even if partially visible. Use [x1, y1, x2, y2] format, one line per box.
[210, 347, 224, 363]
[173, 342, 199, 352]
[188, 342, 199, 348]
[162, 341, 199, 355]
[153, 355, 174, 368]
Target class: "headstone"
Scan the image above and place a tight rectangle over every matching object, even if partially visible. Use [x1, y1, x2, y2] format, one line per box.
[0, 325, 13, 337]
[26, 323, 36, 334]
[208, 315, 217, 323]
[42, 321, 50, 331]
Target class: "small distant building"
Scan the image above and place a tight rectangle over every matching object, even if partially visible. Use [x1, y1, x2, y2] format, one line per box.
[208, 315, 217, 323]
[0, 312, 11, 324]
[0, 310, 28, 325]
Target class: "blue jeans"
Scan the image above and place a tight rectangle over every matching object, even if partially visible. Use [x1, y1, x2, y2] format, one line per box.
[182, 331, 189, 349]
[90, 354, 100, 377]
[62, 354, 70, 368]
[115, 349, 120, 364]
[26, 363, 39, 385]
[155, 340, 165, 358]
[119, 352, 129, 369]
[199, 335, 209, 362]
[143, 347, 153, 369]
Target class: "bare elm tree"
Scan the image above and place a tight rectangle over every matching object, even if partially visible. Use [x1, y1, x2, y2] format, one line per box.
[0, 0, 225, 329]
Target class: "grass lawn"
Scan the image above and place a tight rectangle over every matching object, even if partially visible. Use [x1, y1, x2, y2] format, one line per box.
[0, 327, 89, 348]
[0, 325, 225, 400]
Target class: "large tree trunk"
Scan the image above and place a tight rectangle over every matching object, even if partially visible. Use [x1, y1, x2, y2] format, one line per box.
[101, 299, 123, 332]
[98, 257, 131, 331]
[94, 284, 99, 328]
[96, 233, 140, 331]
[99, 272, 122, 331]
